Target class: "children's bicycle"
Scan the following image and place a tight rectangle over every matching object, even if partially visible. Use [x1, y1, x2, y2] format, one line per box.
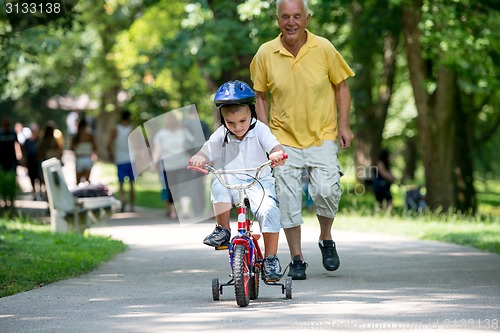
[188, 156, 292, 307]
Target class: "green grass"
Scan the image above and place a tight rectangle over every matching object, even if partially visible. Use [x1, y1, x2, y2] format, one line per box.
[307, 213, 500, 254]
[0, 217, 127, 298]
[134, 171, 166, 209]
[94, 162, 165, 209]
[327, 180, 500, 254]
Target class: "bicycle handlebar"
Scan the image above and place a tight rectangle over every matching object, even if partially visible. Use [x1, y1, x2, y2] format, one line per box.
[187, 153, 288, 191]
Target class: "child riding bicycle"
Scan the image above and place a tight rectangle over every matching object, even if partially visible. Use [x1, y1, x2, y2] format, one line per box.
[189, 80, 286, 282]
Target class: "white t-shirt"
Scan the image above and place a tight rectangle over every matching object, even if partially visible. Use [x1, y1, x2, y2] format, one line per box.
[115, 124, 132, 164]
[200, 120, 280, 180]
[153, 127, 194, 171]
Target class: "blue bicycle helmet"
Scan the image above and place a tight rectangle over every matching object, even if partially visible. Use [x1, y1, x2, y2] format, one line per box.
[214, 80, 255, 107]
[215, 81, 258, 144]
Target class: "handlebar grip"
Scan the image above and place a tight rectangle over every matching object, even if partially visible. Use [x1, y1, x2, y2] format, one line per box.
[187, 165, 208, 174]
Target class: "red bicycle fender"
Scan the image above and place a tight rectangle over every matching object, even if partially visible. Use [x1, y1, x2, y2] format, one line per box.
[232, 238, 249, 247]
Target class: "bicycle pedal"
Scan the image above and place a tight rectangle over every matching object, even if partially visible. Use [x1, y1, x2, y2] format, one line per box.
[215, 244, 229, 250]
[264, 278, 280, 283]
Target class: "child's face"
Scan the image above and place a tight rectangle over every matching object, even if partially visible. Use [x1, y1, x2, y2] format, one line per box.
[222, 105, 251, 140]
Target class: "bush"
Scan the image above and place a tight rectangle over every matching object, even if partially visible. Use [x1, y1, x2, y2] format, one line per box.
[0, 168, 18, 206]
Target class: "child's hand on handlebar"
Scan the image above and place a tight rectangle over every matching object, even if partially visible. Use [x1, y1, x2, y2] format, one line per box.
[189, 153, 209, 168]
[269, 150, 288, 168]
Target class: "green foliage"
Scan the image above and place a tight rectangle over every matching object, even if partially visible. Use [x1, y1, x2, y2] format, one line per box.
[408, 0, 500, 208]
[1, 0, 499, 203]
[0, 169, 18, 206]
[0, 11, 96, 125]
[0, 218, 126, 298]
[420, 1, 499, 82]
[418, 1, 499, 142]
[420, 0, 500, 135]
[106, 0, 219, 121]
[173, 0, 263, 86]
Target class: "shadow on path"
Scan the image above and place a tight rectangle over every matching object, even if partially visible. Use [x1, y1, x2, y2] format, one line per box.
[1, 208, 499, 333]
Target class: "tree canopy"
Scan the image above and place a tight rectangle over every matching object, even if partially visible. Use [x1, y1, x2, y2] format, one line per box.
[1, 0, 498, 213]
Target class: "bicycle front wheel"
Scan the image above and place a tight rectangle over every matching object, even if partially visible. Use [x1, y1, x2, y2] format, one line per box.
[233, 244, 250, 307]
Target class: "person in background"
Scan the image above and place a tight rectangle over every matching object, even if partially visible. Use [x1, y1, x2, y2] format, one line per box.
[14, 122, 32, 146]
[23, 123, 42, 199]
[71, 119, 97, 184]
[66, 110, 79, 149]
[153, 112, 194, 219]
[373, 149, 395, 213]
[0, 117, 21, 207]
[37, 121, 64, 192]
[37, 121, 63, 162]
[183, 108, 212, 217]
[250, 0, 355, 279]
[108, 110, 135, 212]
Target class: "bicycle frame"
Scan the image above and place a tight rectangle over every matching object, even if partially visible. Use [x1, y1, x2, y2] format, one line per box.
[228, 195, 263, 280]
[188, 162, 271, 272]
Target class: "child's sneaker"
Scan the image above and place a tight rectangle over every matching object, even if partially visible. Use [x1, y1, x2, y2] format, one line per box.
[263, 255, 282, 282]
[203, 225, 230, 247]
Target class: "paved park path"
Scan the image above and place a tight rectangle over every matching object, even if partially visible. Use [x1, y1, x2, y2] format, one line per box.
[1, 207, 499, 333]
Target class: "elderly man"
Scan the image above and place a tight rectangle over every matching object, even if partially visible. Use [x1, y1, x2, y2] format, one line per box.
[250, 0, 355, 280]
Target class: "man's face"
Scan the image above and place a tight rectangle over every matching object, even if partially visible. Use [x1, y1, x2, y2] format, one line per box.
[276, 0, 310, 45]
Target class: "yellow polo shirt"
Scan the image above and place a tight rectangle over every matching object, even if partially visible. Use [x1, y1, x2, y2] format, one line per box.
[250, 30, 355, 148]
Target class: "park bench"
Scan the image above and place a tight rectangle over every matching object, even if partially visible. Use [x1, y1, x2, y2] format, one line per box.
[41, 157, 121, 233]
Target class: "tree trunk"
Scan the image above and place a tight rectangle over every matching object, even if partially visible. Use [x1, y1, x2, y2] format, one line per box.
[95, 110, 118, 162]
[402, 134, 418, 182]
[351, 3, 399, 181]
[454, 90, 477, 213]
[403, 3, 456, 211]
[94, 26, 122, 162]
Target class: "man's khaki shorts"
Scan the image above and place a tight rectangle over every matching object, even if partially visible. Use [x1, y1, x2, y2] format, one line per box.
[274, 140, 343, 229]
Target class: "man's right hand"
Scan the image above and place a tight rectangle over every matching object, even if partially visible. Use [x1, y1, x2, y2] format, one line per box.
[338, 126, 354, 149]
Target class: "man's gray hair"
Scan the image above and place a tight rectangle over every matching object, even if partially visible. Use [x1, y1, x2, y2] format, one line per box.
[276, 0, 310, 16]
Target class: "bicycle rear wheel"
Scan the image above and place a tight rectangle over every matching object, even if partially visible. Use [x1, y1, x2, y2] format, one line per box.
[233, 244, 250, 307]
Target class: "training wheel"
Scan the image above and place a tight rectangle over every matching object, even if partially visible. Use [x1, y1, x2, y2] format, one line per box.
[284, 277, 292, 299]
[212, 277, 220, 301]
